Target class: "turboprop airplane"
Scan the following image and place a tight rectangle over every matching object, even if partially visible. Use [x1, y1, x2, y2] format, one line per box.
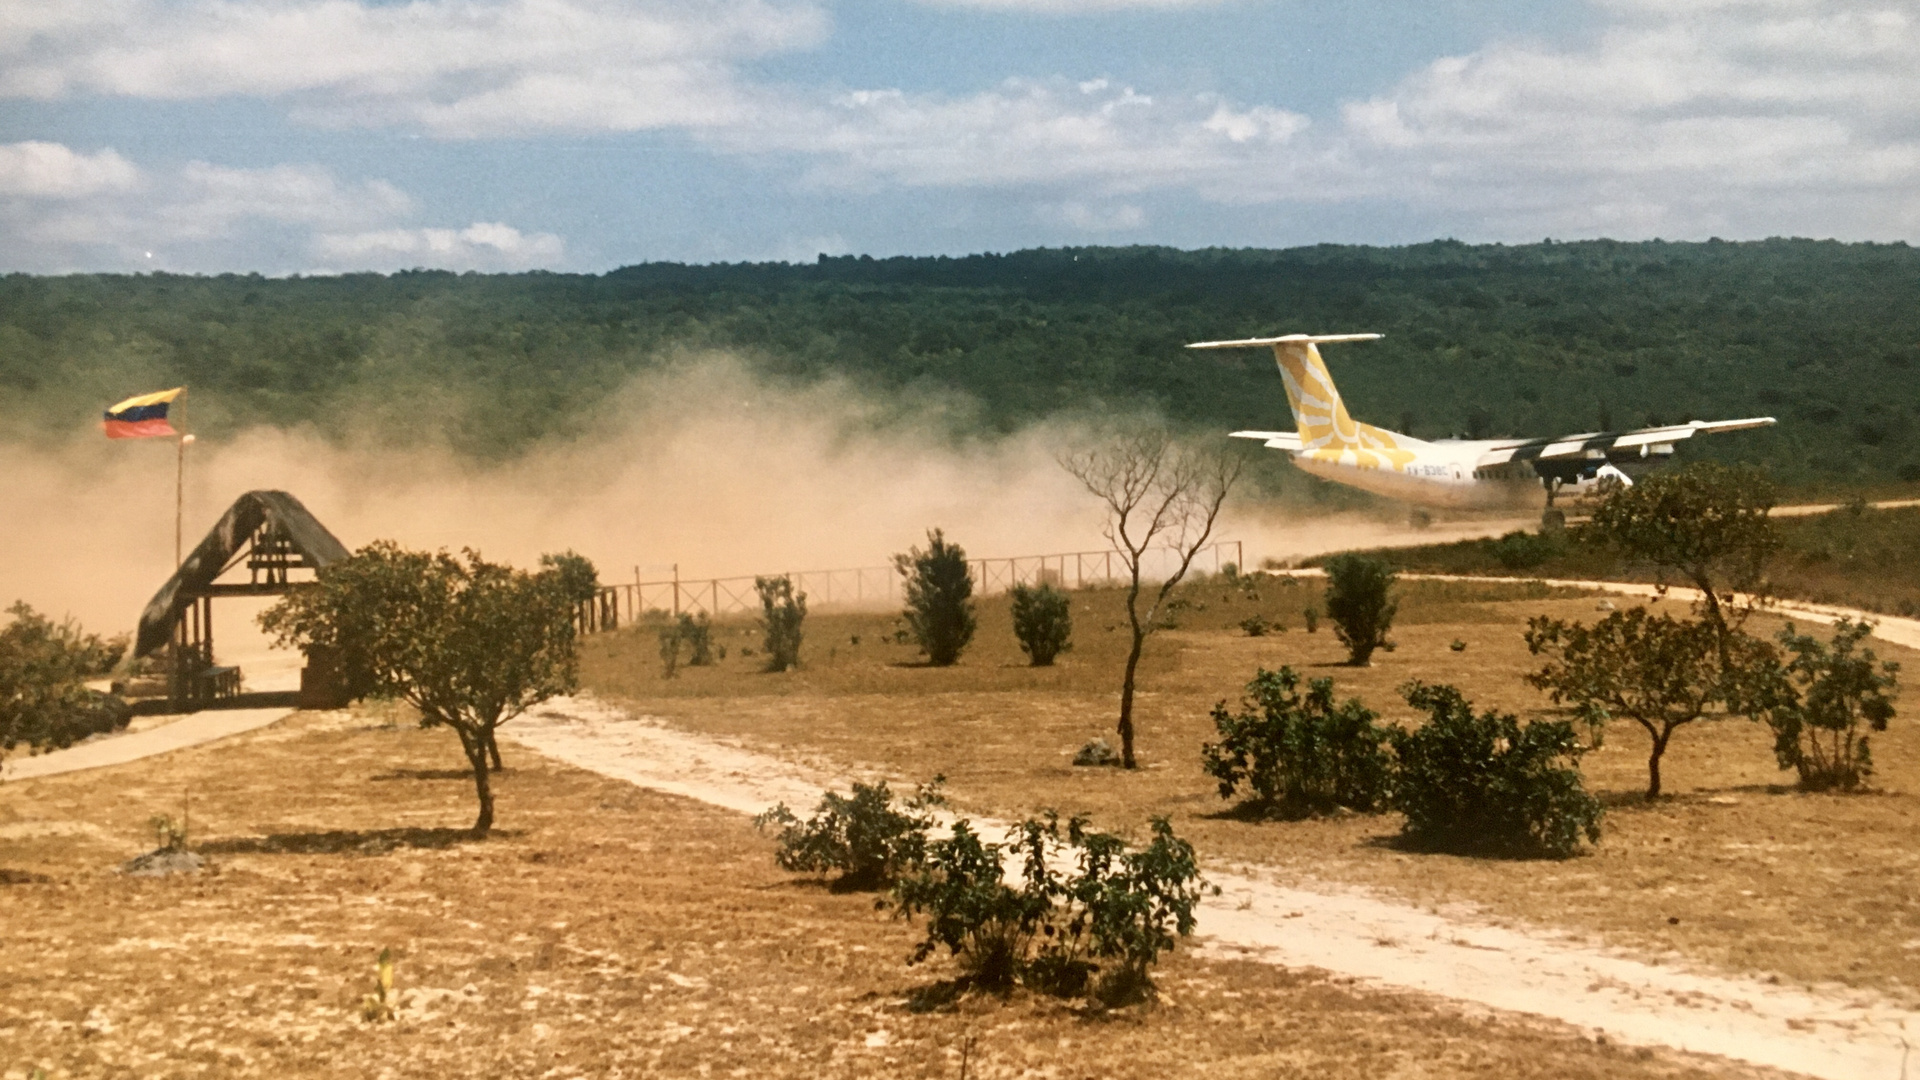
[1188, 333, 1776, 511]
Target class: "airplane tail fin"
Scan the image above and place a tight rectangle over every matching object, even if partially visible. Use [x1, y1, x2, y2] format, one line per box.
[1187, 333, 1386, 451]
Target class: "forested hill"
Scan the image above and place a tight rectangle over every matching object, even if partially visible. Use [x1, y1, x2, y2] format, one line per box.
[5, 239, 1918, 486]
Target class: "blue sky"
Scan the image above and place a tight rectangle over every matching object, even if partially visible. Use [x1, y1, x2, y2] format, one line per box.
[2, 0, 1915, 274]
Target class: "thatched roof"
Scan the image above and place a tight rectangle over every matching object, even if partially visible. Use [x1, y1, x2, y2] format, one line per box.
[133, 490, 350, 658]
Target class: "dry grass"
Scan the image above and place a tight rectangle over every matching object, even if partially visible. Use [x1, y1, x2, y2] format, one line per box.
[0, 707, 1785, 1080]
[582, 578, 1920, 1005]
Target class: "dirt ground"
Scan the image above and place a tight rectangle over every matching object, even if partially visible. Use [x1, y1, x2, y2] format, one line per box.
[581, 578, 1920, 1006]
[0, 707, 1793, 1080]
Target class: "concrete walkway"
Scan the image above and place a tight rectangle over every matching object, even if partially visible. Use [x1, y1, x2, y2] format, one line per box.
[1, 707, 294, 782]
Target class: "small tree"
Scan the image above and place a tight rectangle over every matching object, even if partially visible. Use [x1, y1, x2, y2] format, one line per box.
[260, 542, 578, 837]
[0, 602, 128, 765]
[1201, 666, 1393, 817]
[1734, 619, 1899, 791]
[538, 550, 600, 605]
[1322, 554, 1397, 665]
[1586, 462, 1778, 646]
[1061, 431, 1243, 768]
[756, 575, 806, 672]
[1525, 607, 1726, 799]
[895, 529, 976, 666]
[1390, 682, 1602, 858]
[1010, 583, 1073, 666]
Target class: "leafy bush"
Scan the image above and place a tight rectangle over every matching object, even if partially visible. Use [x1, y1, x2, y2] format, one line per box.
[0, 602, 129, 763]
[896, 529, 976, 666]
[755, 779, 944, 891]
[1010, 583, 1072, 665]
[1735, 619, 1899, 791]
[656, 612, 714, 677]
[755, 575, 807, 672]
[1389, 682, 1602, 858]
[681, 613, 714, 666]
[1489, 529, 1567, 570]
[891, 814, 1208, 1003]
[1200, 666, 1393, 817]
[1322, 555, 1397, 665]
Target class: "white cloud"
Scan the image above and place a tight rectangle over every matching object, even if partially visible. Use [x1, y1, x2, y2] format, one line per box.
[0, 141, 139, 198]
[157, 162, 414, 240]
[1323, 0, 1920, 238]
[315, 222, 566, 271]
[1051, 200, 1146, 232]
[1, 0, 827, 137]
[0, 142, 562, 272]
[909, 0, 1226, 11]
[726, 80, 1312, 196]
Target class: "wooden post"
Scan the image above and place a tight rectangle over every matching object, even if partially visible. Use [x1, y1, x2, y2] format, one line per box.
[672, 564, 680, 618]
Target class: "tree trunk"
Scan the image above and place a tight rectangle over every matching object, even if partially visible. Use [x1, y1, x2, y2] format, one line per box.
[485, 729, 503, 772]
[458, 727, 495, 838]
[1117, 628, 1145, 769]
[1644, 723, 1670, 799]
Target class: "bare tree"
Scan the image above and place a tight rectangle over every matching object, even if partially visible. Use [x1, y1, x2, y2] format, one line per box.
[1061, 431, 1243, 769]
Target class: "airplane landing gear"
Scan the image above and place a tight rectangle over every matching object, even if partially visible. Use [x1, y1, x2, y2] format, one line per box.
[1541, 477, 1566, 531]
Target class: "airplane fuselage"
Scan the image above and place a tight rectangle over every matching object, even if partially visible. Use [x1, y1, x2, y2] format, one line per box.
[1287, 440, 1652, 510]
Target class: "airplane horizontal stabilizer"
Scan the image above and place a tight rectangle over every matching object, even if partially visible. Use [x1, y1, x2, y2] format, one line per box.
[1230, 430, 1303, 450]
[1188, 333, 1383, 350]
[1476, 417, 1777, 468]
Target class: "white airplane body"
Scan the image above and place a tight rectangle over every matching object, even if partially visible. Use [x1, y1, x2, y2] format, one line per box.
[1188, 333, 1776, 510]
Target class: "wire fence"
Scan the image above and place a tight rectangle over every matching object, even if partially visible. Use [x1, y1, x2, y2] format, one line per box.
[575, 540, 1244, 633]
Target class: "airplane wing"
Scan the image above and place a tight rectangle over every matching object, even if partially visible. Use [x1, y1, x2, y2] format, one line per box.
[1475, 418, 1777, 468]
[1230, 430, 1303, 451]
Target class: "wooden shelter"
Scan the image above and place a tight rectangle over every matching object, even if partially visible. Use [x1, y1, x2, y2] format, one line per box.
[133, 490, 350, 710]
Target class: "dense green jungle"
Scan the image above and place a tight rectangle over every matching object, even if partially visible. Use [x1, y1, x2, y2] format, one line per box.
[5, 238, 1918, 491]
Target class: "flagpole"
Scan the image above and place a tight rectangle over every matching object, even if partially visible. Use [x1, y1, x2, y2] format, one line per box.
[175, 393, 192, 571]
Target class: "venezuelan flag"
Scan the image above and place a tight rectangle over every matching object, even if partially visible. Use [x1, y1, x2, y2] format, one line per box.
[103, 387, 184, 439]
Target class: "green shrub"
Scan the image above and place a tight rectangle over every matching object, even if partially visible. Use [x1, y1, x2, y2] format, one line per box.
[1389, 682, 1602, 858]
[755, 779, 944, 891]
[755, 575, 807, 672]
[656, 611, 714, 674]
[1200, 666, 1393, 817]
[1738, 619, 1899, 791]
[1489, 529, 1567, 570]
[686, 613, 714, 665]
[656, 619, 682, 679]
[0, 602, 129, 763]
[1322, 555, 1397, 665]
[891, 814, 1207, 1002]
[1010, 583, 1072, 666]
[895, 529, 976, 666]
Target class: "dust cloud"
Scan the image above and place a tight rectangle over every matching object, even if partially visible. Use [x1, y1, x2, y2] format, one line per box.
[0, 354, 1509, 665]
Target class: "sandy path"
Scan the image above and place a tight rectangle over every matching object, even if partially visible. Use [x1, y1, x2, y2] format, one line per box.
[507, 695, 1918, 1080]
[1276, 567, 1920, 652]
[1, 707, 294, 782]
